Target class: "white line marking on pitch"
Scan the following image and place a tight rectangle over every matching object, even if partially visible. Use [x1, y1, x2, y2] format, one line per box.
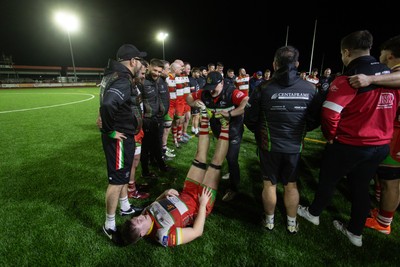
[0, 93, 95, 114]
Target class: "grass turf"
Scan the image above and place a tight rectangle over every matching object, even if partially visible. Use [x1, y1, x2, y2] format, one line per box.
[0, 87, 399, 266]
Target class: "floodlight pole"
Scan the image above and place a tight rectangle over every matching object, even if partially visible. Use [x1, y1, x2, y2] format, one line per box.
[157, 32, 168, 60]
[285, 25, 289, 46]
[54, 11, 79, 83]
[67, 31, 77, 82]
[309, 19, 317, 73]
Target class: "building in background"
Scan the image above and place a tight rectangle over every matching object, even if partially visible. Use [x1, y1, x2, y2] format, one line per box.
[0, 53, 103, 86]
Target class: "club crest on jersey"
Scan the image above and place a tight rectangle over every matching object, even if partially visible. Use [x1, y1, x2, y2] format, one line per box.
[236, 91, 245, 98]
[162, 235, 169, 246]
[377, 92, 395, 109]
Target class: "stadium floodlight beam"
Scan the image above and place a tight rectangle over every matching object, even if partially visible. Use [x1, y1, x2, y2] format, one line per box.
[157, 32, 168, 60]
[54, 11, 79, 82]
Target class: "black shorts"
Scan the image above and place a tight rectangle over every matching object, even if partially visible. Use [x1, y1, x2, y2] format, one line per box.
[101, 134, 135, 185]
[377, 166, 400, 181]
[191, 107, 200, 115]
[259, 150, 301, 185]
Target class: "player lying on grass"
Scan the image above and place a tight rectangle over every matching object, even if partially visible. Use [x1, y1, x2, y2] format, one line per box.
[120, 108, 229, 246]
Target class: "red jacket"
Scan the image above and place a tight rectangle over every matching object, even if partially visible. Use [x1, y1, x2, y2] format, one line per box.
[321, 75, 399, 146]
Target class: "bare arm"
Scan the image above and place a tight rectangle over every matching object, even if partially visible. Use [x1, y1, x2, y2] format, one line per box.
[349, 72, 400, 88]
[155, 188, 179, 201]
[179, 187, 212, 245]
[232, 96, 249, 116]
[218, 96, 249, 118]
[96, 112, 102, 129]
[186, 94, 205, 109]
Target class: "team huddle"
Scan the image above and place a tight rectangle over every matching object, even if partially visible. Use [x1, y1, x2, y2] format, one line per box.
[98, 30, 400, 248]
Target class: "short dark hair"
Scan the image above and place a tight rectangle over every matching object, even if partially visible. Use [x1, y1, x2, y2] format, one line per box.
[120, 219, 142, 245]
[380, 35, 400, 58]
[274, 46, 299, 68]
[150, 58, 164, 68]
[341, 30, 373, 51]
[141, 59, 149, 68]
[191, 67, 200, 74]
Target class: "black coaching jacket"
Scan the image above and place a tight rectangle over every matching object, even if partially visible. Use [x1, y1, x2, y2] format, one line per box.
[244, 63, 322, 153]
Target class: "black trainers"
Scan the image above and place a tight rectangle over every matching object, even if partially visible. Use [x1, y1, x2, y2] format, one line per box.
[103, 225, 124, 246]
[120, 207, 135, 216]
[120, 205, 144, 216]
[103, 225, 117, 240]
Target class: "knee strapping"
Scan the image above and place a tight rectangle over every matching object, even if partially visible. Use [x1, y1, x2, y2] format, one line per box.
[209, 163, 222, 170]
[192, 160, 207, 170]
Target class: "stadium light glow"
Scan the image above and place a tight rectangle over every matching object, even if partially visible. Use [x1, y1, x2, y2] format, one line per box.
[54, 11, 79, 82]
[157, 32, 168, 60]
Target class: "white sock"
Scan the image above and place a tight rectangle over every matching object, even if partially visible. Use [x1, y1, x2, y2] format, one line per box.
[105, 213, 116, 230]
[287, 215, 297, 226]
[265, 214, 274, 223]
[119, 196, 131, 211]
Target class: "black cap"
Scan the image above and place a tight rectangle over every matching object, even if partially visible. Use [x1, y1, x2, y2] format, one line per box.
[203, 71, 223, 91]
[116, 44, 147, 61]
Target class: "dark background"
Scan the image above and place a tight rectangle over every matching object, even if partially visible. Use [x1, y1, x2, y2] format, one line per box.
[1, 0, 397, 75]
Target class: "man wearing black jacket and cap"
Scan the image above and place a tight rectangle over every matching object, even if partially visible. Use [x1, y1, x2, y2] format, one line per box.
[99, 44, 147, 241]
[187, 71, 249, 202]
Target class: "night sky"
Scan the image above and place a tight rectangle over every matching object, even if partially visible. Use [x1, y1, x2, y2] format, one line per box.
[1, 0, 397, 75]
